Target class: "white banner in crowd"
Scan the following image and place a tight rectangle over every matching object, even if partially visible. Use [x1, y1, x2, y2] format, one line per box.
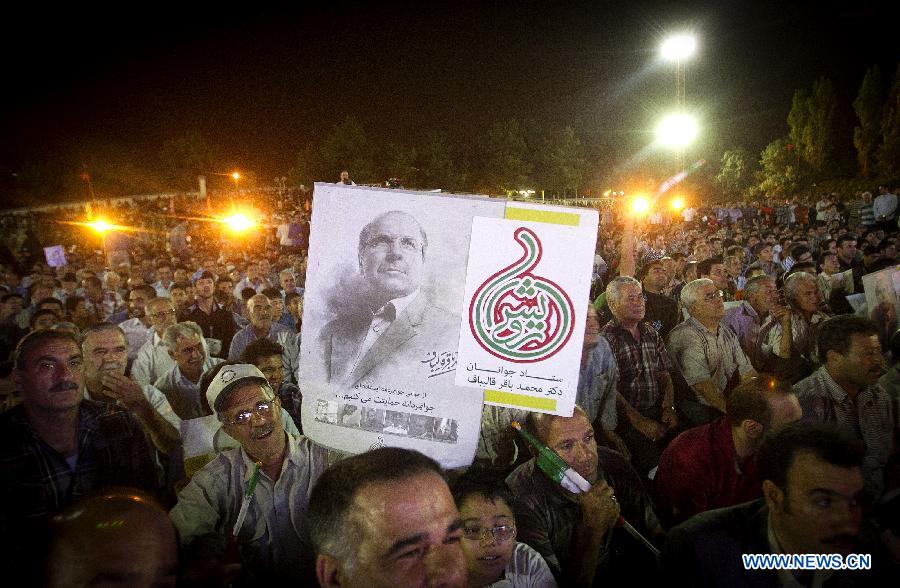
[43, 245, 67, 267]
[862, 264, 900, 345]
[299, 184, 500, 468]
[456, 206, 597, 416]
[298, 184, 598, 466]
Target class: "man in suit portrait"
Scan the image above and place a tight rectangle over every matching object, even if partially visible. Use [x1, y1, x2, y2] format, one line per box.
[317, 210, 458, 388]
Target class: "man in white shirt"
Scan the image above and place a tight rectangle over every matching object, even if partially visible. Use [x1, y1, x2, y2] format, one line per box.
[873, 185, 898, 231]
[155, 321, 223, 420]
[119, 285, 157, 360]
[131, 297, 178, 387]
[169, 364, 328, 583]
[152, 262, 174, 298]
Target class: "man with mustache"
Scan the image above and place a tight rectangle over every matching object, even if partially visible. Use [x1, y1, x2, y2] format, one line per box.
[663, 423, 890, 587]
[506, 407, 662, 586]
[317, 210, 457, 388]
[794, 315, 894, 499]
[169, 363, 328, 583]
[0, 330, 159, 582]
[82, 323, 181, 456]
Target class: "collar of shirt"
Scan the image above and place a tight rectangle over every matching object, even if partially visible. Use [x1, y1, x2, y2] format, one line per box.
[238, 431, 301, 483]
[686, 315, 719, 336]
[607, 317, 653, 342]
[767, 513, 833, 587]
[371, 289, 419, 320]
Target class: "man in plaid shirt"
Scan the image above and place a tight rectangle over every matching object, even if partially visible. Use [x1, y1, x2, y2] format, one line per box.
[599, 276, 678, 478]
[0, 330, 159, 581]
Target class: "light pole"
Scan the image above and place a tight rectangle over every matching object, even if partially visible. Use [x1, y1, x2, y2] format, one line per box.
[660, 34, 697, 197]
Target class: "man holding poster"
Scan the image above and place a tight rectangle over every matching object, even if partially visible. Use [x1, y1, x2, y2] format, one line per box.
[318, 210, 458, 388]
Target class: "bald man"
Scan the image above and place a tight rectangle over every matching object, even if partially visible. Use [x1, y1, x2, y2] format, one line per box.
[47, 491, 178, 588]
[316, 210, 458, 388]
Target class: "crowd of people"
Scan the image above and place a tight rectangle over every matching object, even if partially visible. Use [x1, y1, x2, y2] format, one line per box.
[0, 179, 898, 587]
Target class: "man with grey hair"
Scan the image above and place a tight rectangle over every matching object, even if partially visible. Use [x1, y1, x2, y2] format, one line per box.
[169, 364, 328, 583]
[228, 293, 298, 384]
[154, 321, 223, 420]
[131, 297, 178, 387]
[317, 210, 458, 388]
[600, 276, 678, 477]
[308, 447, 466, 588]
[667, 279, 757, 426]
[723, 275, 788, 370]
[81, 323, 181, 456]
[760, 272, 829, 382]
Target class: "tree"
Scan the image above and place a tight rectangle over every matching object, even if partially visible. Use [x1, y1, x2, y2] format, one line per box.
[853, 66, 884, 178]
[546, 126, 586, 197]
[478, 119, 532, 194]
[787, 77, 839, 178]
[757, 138, 799, 197]
[419, 131, 466, 191]
[876, 63, 900, 179]
[288, 143, 325, 186]
[320, 116, 375, 183]
[159, 130, 213, 189]
[715, 149, 752, 201]
[381, 143, 419, 186]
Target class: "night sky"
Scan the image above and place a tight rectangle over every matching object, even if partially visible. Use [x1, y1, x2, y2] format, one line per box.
[1, 1, 897, 201]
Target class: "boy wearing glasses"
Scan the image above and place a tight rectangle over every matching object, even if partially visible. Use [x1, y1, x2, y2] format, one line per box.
[169, 363, 328, 583]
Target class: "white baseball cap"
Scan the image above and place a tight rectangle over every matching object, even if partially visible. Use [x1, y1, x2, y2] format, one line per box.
[206, 364, 270, 414]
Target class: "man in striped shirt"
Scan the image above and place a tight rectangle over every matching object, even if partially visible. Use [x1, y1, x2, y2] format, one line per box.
[599, 276, 678, 477]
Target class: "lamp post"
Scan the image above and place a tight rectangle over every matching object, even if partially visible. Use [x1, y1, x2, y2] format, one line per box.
[660, 34, 697, 197]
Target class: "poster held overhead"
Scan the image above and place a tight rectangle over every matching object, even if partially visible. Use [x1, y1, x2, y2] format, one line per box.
[299, 183, 500, 468]
[456, 204, 598, 416]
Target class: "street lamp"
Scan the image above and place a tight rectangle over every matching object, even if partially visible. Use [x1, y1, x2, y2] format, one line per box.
[660, 33, 697, 198]
[660, 34, 696, 62]
[656, 113, 699, 149]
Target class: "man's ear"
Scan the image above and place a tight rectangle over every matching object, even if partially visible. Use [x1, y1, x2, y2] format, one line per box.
[742, 418, 764, 440]
[316, 553, 343, 588]
[762, 480, 784, 513]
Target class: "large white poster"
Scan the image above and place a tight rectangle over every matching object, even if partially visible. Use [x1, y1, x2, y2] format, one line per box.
[456, 206, 597, 416]
[862, 265, 900, 348]
[299, 183, 502, 468]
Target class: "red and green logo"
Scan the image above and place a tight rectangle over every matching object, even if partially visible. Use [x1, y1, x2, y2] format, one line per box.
[468, 227, 574, 363]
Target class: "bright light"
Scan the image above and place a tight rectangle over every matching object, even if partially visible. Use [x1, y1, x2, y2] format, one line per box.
[670, 197, 685, 212]
[89, 219, 111, 234]
[630, 196, 651, 216]
[656, 114, 698, 148]
[231, 172, 241, 181]
[223, 213, 255, 232]
[661, 34, 697, 61]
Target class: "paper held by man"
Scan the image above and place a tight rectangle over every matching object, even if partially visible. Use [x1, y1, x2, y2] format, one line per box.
[298, 184, 596, 468]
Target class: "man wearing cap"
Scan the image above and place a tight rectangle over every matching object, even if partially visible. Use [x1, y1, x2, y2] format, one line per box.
[169, 363, 328, 583]
[181, 271, 239, 358]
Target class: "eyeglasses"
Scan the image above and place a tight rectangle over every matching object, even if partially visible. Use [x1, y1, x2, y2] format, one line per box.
[703, 290, 724, 301]
[223, 400, 278, 426]
[462, 524, 516, 545]
[150, 308, 177, 319]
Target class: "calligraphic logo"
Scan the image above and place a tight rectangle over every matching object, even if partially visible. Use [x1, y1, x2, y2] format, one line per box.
[469, 227, 574, 363]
